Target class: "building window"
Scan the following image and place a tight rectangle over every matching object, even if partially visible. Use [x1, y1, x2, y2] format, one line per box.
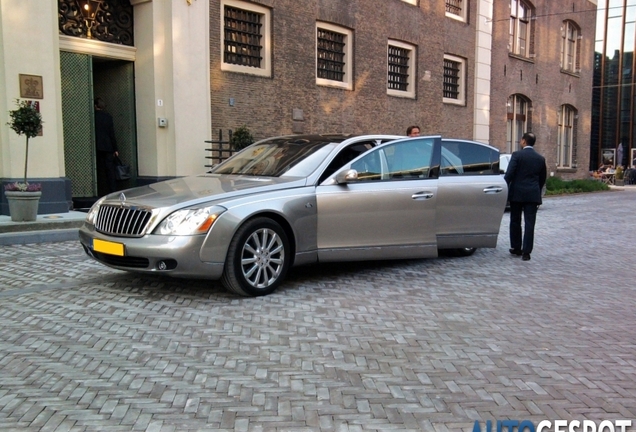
[443, 54, 466, 105]
[558, 105, 576, 167]
[316, 22, 353, 90]
[387, 40, 416, 99]
[561, 21, 580, 73]
[221, 0, 271, 77]
[506, 94, 531, 153]
[446, 0, 466, 22]
[509, 0, 533, 58]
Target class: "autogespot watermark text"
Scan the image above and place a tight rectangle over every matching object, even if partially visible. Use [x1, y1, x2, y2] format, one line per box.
[473, 420, 632, 432]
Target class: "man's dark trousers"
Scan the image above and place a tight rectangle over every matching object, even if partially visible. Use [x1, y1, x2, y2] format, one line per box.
[97, 151, 117, 195]
[509, 201, 539, 254]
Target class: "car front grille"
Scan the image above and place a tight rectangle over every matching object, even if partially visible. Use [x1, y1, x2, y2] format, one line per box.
[95, 205, 152, 237]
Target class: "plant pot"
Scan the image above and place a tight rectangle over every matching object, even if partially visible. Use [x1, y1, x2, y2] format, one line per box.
[5, 191, 41, 222]
[615, 179, 625, 186]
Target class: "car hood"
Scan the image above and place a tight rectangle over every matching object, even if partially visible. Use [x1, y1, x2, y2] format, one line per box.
[102, 174, 306, 209]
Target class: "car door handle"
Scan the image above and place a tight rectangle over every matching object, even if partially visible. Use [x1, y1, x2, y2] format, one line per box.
[483, 186, 504, 194]
[412, 191, 434, 200]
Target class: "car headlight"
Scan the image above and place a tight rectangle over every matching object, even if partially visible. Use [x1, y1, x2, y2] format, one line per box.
[85, 196, 107, 225]
[154, 206, 226, 235]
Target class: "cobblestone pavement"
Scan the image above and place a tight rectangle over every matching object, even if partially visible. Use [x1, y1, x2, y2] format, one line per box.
[0, 190, 635, 432]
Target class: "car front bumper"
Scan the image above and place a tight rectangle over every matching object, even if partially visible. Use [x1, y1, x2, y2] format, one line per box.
[78, 224, 225, 279]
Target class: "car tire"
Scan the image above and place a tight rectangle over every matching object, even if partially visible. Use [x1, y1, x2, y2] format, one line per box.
[221, 217, 290, 297]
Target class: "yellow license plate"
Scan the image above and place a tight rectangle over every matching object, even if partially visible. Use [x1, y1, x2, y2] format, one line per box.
[93, 239, 125, 256]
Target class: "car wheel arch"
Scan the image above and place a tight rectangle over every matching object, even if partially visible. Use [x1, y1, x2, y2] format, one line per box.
[236, 211, 297, 265]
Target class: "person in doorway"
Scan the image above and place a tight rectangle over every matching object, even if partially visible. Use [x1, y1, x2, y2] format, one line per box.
[504, 132, 547, 261]
[94, 97, 119, 195]
[406, 125, 421, 137]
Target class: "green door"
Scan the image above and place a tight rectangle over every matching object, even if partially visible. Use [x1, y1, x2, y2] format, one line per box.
[60, 51, 95, 198]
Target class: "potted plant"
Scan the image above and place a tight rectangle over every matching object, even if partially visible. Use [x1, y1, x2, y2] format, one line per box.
[615, 165, 624, 186]
[4, 99, 43, 221]
[229, 125, 254, 151]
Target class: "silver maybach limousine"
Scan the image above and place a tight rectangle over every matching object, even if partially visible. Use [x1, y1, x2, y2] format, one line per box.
[79, 134, 507, 296]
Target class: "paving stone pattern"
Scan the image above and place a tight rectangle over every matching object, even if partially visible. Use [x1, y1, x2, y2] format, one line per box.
[0, 191, 634, 431]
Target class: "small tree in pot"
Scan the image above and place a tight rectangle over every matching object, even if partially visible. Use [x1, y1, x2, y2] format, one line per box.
[4, 100, 43, 221]
[5, 99, 43, 191]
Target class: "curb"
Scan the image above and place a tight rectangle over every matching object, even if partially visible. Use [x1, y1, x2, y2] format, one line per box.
[0, 228, 80, 246]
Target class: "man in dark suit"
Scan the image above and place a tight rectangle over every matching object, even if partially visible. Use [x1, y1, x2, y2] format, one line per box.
[94, 97, 119, 195]
[504, 132, 547, 261]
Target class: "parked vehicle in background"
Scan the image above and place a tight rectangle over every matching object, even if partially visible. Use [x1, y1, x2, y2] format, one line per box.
[79, 134, 507, 297]
[500, 153, 512, 174]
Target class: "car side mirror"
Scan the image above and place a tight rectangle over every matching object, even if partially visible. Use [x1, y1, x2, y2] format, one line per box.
[335, 169, 358, 184]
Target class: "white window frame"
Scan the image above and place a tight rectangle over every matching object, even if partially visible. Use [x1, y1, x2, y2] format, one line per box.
[509, 0, 532, 58]
[387, 40, 416, 99]
[557, 105, 575, 168]
[220, 0, 271, 77]
[316, 22, 353, 90]
[443, 54, 466, 105]
[506, 94, 529, 153]
[446, 0, 467, 22]
[561, 21, 579, 73]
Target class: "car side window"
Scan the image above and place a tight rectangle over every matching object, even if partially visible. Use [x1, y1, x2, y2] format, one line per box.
[441, 141, 499, 176]
[318, 142, 376, 183]
[350, 138, 434, 182]
[351, 148, 384, 181]
[385, 139, 433, 179]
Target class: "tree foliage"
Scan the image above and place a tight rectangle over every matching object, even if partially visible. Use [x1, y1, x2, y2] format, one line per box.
[230, 125, 254, 151]
[7, 100, 43, 188]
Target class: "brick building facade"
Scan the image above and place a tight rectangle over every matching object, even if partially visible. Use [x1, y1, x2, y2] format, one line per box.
[210, 0, 596, 181]
[490, 0, 596, 179]
[209, 0, 479, 141]
[0, 0, 597, 215]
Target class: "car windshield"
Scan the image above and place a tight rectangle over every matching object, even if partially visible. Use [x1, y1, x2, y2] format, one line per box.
[210, 137, 337, 177]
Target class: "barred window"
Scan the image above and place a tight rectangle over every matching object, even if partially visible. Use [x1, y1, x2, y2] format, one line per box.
[317, 29, 346, 81]
[388, 46, 409, 91]
[446, 0, 466, 21]
[316, 23, 353, 90]
[443, 55, 465, 104]
[224, 6, 262, 68]
[221, 0, 271, 77]
[387, 41, 416, 98]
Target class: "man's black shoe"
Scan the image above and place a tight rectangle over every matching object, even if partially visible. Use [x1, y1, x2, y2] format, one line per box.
[509, 248, 522, 256]
[522, 253, 531, 261]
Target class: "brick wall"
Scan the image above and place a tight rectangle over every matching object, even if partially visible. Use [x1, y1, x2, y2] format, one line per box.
[209, 0, 477, 141]
[490, 0, 595, 179]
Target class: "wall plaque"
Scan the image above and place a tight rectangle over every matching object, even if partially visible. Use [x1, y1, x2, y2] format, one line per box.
[19, 74, 43, 99]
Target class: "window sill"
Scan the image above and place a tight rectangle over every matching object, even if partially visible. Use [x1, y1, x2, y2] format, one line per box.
[556, 167, 577, 173]
[508, 53, 534, 64]
[388, 89, 416, 99]
[560, 69, 580, 78]
[443, 98, 466, 106]
[445, 12, 467, 23]
[316, 79, 353, 91]
[221, 63, 271, 78]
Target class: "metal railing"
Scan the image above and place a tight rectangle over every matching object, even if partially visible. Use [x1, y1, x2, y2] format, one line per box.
[205, 129, 236, 169]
